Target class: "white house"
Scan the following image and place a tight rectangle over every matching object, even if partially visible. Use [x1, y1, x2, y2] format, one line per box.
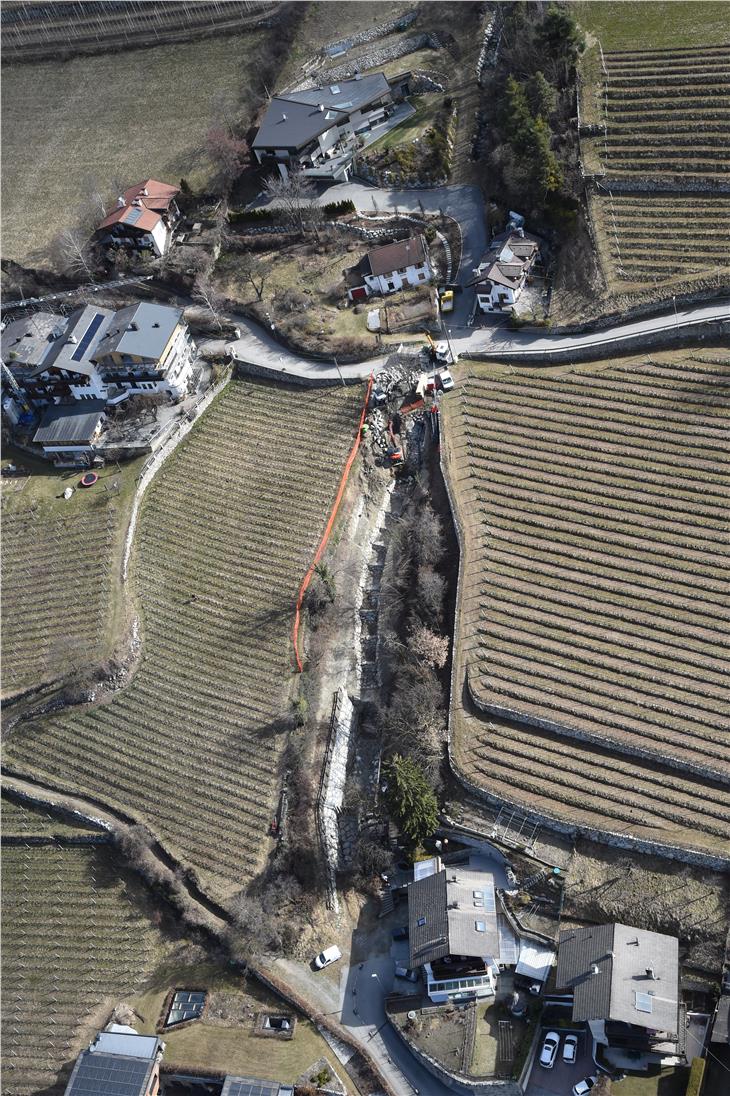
[407, 855, 509, 1004]
[2, 302, 196, 410]
[95, 179, 180, 257]
[469, 228, 540, 312]
[345, 235, 432, 301]
[253, 72, 409, 182]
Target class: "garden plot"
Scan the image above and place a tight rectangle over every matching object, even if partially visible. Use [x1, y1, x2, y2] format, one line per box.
[1, 843, 163, 1096]
[442, 350, 730, 857]
[4, 380, 363, 901]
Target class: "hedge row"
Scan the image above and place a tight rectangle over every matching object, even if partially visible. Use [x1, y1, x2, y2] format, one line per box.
[229, 199, 356, 223]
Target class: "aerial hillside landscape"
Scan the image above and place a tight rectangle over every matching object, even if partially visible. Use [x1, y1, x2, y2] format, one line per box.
[1, 3, 729, 1096]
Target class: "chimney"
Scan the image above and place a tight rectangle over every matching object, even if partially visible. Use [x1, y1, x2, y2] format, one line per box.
[142, 187, 149, 196]
[591, 964, 601, 976]
[282, 113, 287, 121]
[117, 196, 126, 208]
[646, 967, 655, 980]
[319, 104, 325, 112]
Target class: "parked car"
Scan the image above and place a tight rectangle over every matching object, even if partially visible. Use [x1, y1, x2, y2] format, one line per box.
[539, 1031, 560, 1068]
[391, 925, 409, 940]
[313, 945, 342, 969]
[573, 1077, 598, 1095]
[563, 1034, 578, 1064]
[395, 965, 419, 982]
[439, 289, 454, 313]
[437, 368, 455, 391]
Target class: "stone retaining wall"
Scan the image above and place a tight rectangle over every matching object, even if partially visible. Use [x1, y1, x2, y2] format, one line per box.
[387, 1015, 522, 1095]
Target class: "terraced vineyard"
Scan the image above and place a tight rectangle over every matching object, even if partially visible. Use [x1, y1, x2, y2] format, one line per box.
[442, 352, 730, 856]
[4, 380, 363, 900]
[580, 41, 730, 298]
[2, 842, 162, 1095]
[1, 503, 118, 695]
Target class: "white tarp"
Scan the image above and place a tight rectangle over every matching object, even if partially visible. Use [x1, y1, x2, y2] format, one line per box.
[516, 944, 555, 983]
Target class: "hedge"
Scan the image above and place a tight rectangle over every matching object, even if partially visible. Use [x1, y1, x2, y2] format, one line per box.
[229, 199, 356, 223]
[685, 1056, 705, 1096]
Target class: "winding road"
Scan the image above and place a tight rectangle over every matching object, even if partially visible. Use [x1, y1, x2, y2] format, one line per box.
[222, 181, 730, 381]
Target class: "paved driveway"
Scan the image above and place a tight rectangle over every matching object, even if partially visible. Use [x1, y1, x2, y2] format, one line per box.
[526, 1026, 594, 1096]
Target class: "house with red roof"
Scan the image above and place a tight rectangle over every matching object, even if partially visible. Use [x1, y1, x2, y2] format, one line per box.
[95, 179, 181, 256]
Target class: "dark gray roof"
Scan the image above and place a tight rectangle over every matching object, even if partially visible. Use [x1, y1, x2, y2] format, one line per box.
[34, 401, 105, 446]
[292, 72, 391, 112]
[92, 302, 182, 363]
[40, 305, 115, 378]
[63, 1052, 155, 1096]
[408, 869, 449, 967]
[557, 923, 679, 1033]
[253, 72, 391, 151]
[712, 997, 730, 1045]
[1, 312, 65, 371]
[221, 1079, 286, 1096]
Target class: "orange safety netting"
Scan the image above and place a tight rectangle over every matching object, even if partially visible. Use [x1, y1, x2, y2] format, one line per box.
[292, 374, 374, 673]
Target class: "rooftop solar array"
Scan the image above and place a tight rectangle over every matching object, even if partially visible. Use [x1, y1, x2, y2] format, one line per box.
[71, 313, 106, 361]
[66, 1052, 152, 1096]
[125, 207, 144, 225]
[167, 989, 206, 1025]
[221, 1078, 282, 1096]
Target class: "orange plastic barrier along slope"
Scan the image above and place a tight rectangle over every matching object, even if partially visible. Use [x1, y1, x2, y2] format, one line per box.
[292, 374, 374, 673]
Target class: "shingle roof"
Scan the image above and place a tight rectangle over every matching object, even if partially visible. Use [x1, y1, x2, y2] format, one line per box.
[92, 303, 182, 363]
[408, 869, 449, 967]
[33, 401, 105, 446]
[2, 312, 65, 370]
[556, 923, 679, 1033]
[253, 73, 391, 151]
[363, 235, 428, 278]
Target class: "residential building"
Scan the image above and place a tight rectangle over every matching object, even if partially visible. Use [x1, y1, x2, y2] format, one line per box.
[468, 228, 540, 312]
[556, 923, 684, 1065]
[515, 943, 555, 991]
[33, 400, 106, 464]
[253, 72, 406, 181]
[2, 302, 196, 410]
[345, 235, 432, 300]
[96, 179, 181, 256]
[63, 1026, 163, 1096]
[407, 855, 508, 1004]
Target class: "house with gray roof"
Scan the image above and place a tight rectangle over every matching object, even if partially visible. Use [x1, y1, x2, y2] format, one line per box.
[252, 72, 406, 181]
[407, 855, 508, 1004]
[3, 302, 196, 418]
[556, 923, 685, 1065]
[468, 227, 540, 313]
[64, 1026, 163, 1096]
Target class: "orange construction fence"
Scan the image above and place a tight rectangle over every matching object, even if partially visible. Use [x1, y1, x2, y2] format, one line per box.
[292, 374, 374, 673]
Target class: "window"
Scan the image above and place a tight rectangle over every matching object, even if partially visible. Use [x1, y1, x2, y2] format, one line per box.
[417, 916, 426, 927]
[475, 921, 486, 932]
[417, 272, 426, 281]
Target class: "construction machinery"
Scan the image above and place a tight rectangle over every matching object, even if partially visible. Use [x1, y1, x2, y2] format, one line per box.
[424, 331, 455, 365]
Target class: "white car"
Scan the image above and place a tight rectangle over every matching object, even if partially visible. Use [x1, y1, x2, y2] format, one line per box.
[437, 369, 455, 391]
[313, 945, 342, 969]
[573, 1077, 598, 1096]
[539, 1031, 560, 1068]
[563, 1033, 578, 1064]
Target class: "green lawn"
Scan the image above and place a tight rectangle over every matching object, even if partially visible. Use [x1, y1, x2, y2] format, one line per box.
[367, 94, 443, 152]
[576, 1, 730, 49]
[613, 1066, 688, 1096]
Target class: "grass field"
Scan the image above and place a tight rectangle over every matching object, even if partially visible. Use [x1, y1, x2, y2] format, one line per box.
[442, 349, 730, 856]
[1, 31, 270, 266]
[576, 2, 730, 50]
[1, 450, 143, 697]
[4, 379, 364, 901]
[129, 955, 355, 1089]
[1, 842, 165, 1096]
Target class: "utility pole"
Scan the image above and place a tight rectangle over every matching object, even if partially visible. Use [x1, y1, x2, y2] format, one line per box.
[333, 356, 346, 387]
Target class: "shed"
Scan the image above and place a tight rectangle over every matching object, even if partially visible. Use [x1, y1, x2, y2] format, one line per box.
[516, 944, 555, 984]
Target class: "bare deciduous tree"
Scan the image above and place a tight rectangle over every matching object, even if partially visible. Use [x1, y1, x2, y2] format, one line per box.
[206, 126, 250, 193]
[239, 250, 266, 301]
[193, 274, 225, 332]
[263, 169, 317, 235]
[417, 564, 446, 626]
[49, 227, 96, 281]
[409, 621, 449, 668]
[413, 503, 445, 567]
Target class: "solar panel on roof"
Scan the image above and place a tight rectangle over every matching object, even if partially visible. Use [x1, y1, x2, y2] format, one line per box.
[125, 207, 144, 225]
[224, 1080, 281, 1096]
[68, 1051, 151, 1095]
[71, 313, 105, 361]
[483, 882, 496, 912]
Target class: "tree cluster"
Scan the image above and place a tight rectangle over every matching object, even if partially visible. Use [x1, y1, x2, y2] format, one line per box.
[484, 2, 585, 215]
